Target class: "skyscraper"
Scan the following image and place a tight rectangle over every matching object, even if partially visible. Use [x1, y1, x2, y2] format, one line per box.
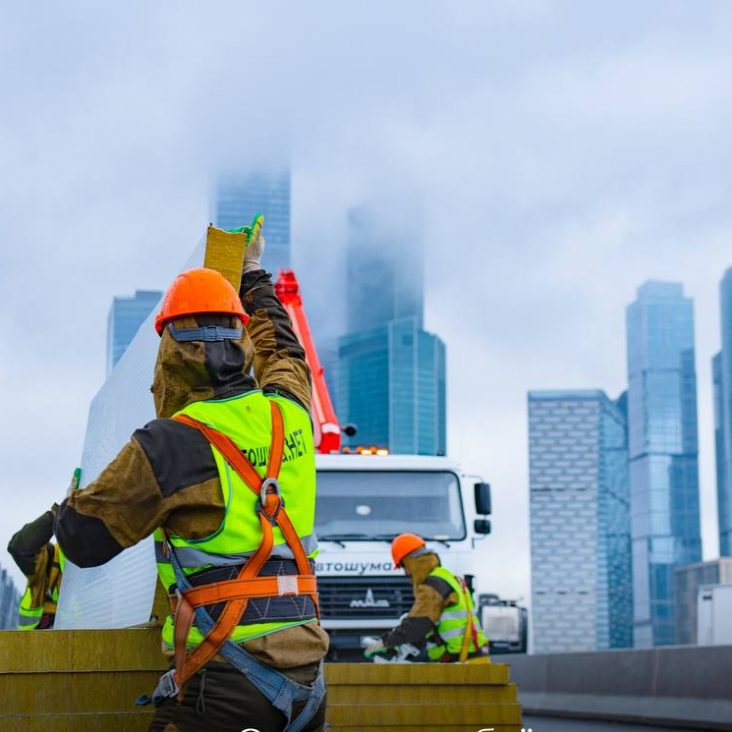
[626, 281, 702, 647]
[106, 290, 162, 374]
[713, 353, 730, 556]
[528, 390, 633, 653]
[337, 200, 445, 455]
[345, 202, 423, 332]
[338, 317, 446, 455]
[213, 170, 290, 275]
[713, 268, 732, 557]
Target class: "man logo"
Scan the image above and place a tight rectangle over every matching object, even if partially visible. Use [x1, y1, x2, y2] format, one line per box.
[349, 588, 390, 608]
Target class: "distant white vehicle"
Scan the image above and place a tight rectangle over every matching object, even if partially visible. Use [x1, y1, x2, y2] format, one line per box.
[697, 583, 732, 646]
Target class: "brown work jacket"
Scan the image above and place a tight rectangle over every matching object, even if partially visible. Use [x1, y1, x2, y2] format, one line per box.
[54, 269, 328, 668]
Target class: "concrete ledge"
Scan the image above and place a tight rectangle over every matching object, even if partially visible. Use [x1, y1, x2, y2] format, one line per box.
[509, 646, 732, 731]
[520, 692, 732, 731]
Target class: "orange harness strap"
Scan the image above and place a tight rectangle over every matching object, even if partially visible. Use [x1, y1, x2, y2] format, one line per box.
[167, 402, 318, 700]
[170, 575, 318, 610]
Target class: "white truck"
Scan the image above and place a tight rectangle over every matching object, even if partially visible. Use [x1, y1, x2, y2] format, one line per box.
[314, 453, 527, 660]
[697, 583, 732, 646]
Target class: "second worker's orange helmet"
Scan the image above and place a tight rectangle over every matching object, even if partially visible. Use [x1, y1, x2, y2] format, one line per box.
[391, 533, 427, 568]
[155, 268, 249, 335]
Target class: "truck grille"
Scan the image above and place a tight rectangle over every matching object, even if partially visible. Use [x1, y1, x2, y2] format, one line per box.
[317, 576, 414, 619]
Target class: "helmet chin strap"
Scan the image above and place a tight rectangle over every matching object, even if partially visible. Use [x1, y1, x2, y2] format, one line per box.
[168, 324, 243, 342]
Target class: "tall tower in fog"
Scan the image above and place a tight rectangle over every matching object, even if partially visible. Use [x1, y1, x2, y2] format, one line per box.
[337, 200, 446, 455]
[213, 170, 291, 275]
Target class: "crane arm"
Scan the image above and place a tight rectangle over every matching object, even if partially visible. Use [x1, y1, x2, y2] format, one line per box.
[275, 270, 341, 454]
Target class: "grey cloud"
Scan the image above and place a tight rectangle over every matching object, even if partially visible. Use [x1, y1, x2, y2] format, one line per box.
[2, 1, 732, 602]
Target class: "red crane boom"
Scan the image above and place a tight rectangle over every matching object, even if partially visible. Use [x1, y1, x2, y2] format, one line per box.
[275, 269, 341, 454]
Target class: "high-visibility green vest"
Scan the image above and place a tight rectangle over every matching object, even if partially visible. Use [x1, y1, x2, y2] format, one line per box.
[425, 566, 487, 661]
[17, 544, 65, 630]
[154, 390, 318, 651]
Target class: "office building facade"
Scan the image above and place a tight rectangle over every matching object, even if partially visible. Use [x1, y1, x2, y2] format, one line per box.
[106, 290, 162, 373]
[338, 317, 446, 455]
[626, 281, 702, 647]
[528, 390, 633, 653]
[213, 170, 290, 276]
[714, 268, 732, 557]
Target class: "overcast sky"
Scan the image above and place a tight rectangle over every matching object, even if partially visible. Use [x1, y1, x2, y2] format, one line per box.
[2, 1, 732, 603]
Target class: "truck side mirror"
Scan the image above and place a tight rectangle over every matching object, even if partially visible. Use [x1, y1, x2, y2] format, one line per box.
[474, 518, 491, 535]
[474, 482, 491, 515]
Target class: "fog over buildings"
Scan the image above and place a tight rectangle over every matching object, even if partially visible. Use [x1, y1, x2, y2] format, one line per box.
[3, 2, 732, 607]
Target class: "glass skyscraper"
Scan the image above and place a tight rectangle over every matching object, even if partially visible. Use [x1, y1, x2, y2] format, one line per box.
[106, 290, 162, 374]
[713, 268, 732, 557]
[337, 200, 446, 455]
[528, 390, 633, 653]
[213, 170, 290, 276]
[338, 317, 446, 455]
[626, 281, 702, 647]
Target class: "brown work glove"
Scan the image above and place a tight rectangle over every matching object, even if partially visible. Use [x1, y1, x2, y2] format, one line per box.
[7, 510, 55, 576]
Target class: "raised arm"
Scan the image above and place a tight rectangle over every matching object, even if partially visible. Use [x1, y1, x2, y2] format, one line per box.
[54, 419, 224, 567]
[239, 229, 311, 412]
[7, 510, 56, 607]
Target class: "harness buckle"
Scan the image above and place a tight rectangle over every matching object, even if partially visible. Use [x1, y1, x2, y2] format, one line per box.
[260, 476, 281, 504]
[258, 477, 285, 524]
[151, 668, 180, 704]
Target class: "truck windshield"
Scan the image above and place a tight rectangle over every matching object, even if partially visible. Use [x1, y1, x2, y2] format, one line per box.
[315, 470, 466, 541]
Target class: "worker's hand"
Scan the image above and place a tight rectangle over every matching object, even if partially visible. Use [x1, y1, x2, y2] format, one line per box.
[243, 214, 265, 274]
[363, 641, 388, 660]
[7, 510, 55, 575]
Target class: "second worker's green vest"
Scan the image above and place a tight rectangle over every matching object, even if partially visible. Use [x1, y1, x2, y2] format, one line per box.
[17, 544, 65, 631]
[154, 390, 318, 651]
[425, 566, 487, 661]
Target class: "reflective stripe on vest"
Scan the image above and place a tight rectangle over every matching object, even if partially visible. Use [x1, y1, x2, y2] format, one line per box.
[154, 533, 318, 567]
[155, 391, 318, 650]
[425, 567, 487, 661]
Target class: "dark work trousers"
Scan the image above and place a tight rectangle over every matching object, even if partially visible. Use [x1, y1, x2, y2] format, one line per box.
[149, 662, 326, 732]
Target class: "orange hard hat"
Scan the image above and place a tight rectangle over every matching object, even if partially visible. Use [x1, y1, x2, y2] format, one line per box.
[391, 533, 427, 568]
[155, 268, 249, 335]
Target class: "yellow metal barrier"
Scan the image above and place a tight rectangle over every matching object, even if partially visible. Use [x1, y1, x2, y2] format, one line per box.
[0, 629, 522, 730]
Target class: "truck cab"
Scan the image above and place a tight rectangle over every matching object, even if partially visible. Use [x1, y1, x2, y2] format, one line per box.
[314, 453, 500, 660]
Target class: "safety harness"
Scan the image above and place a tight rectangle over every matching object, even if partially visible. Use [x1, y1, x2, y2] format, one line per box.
[152, 401, 324, 732]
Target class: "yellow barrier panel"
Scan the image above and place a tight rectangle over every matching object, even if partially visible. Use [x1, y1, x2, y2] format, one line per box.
[0, 629, 523, 730]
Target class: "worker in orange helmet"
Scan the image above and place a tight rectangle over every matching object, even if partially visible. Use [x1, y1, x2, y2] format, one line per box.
[52, 220, 328, 731]
[364, 533, 489, 663]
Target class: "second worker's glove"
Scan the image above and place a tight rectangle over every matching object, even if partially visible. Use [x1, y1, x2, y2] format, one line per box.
[363, 641, 389, 660]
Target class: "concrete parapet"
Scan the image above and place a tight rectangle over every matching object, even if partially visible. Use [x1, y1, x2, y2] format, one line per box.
[508, 645, 732, 731]
[0, 629, 523, 730]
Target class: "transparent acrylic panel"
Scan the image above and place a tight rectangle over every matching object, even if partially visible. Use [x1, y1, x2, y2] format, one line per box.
[56, 238, 205, 629]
